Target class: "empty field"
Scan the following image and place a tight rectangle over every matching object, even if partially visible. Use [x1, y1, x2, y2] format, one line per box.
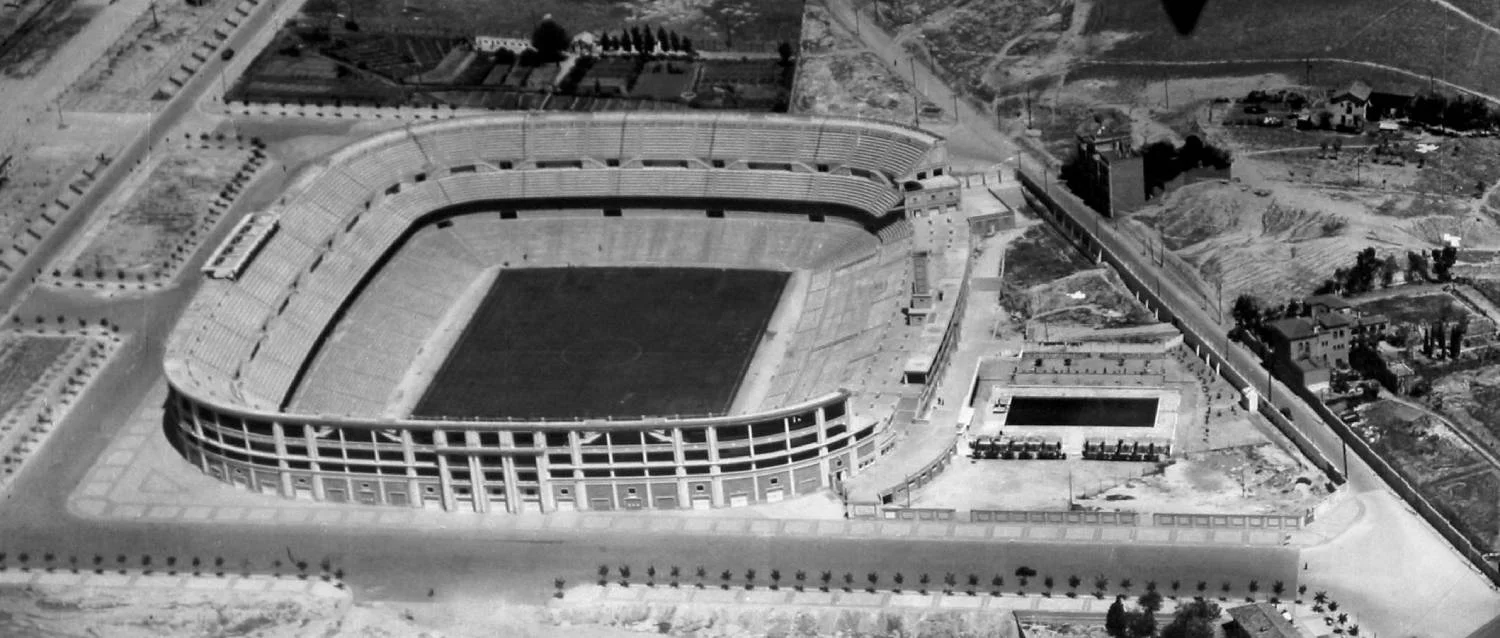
[414, 267, 789, 420]
[0, 336, 71, 416]
[1087, 0, 1500, 97]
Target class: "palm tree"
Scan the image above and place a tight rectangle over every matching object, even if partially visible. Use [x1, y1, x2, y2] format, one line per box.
[320, 558, 332, 574]
[1120, 578, 1133, 593]
[1314, 590, 1328, 605]
[554, 577, 567, 599]
[1271, 580, 1285, 601]
[1043, 576, 1055, 596]
[866, 572, 878, 593]
[794, 569, 806, 592]
[1068, 575, 1081, 598]
[618, 565, 631, 587]
[842, 572, 854, 592]
[646, 565, 656, 587]
[721, 569, 733, 590]
[670, 566, 681, 588]
[967, 574, 979, 596]
[1094, 575, 1109, 599]
[43, 553, 55, 572]
[696, 566, 707, 589]
[1329, 600, 1340, 612]
[598, 564, 610, 586]
[920, 573, 931, 594]
[744, 568, 756, 590]
[1349, 624, 1360, 636]
[893, 572, 904, 593]
[1220, 581, 1232, 600]
[1248, 580, 1259, 598]
[1170, 579, 1181, 599]
[1298, 584, 1308, 601]
[820, 570, 833, 592]
[1337, 613, 1349, 625]
[1196, 581, 1208, 596]
[68, 556, 78, 574]
[990, 575, 1003, 596]
[770, 569, 781, 591]
[17, 553, 29, 571]
[191, 557, 202, 575]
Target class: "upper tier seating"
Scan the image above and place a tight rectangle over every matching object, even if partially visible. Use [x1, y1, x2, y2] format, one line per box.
[167, 113, 939, 413]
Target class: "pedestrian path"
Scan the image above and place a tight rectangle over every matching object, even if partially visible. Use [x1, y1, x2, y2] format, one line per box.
[68, 380, 1287, 548]
[552, 583, 1196, 619]
[0, 567, 347, 599]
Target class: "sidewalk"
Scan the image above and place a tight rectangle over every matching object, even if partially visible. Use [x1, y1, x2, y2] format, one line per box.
[0, 566, 347, 599]
[70, 381, 1287, 548]
[552, 582, 1191, 618]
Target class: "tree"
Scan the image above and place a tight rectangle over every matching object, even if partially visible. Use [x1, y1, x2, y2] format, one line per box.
[1161, 599, 1222, 638]
[668, 31, 681, 52]
[1409, 251, 1431, 282]
[744, 568, 756, 590]
[670, 565, 681, 588]
[1432, 244, 1458, 282]
[794, 569, 806, 591]
[820, 570, 832, 592]
[696, 566, 707, 588]
[866, 571, 878, 593]
[770, 569, 781, 590]
[1068, 575, 1082, 596]
[1139, 589, 1165, 613]
[842, 572, 854, 592]
[1381, 254, 1401, 287]
[702, 0, 758, 49]
[944, 572, 958, 594]
[991, 574, 1003, 595]
[1044, 575, 1055, 595]
[893, 572, 904, 592]
[618, 565, 631, 586]
[646, 565, 656, 586]
[1095, 575, 1110, 598]
[777, 41, 794, 64]
[721, 569, 733, 589]
[1106, 596, 1128, 637]
[1128, 609, 1158, 638]
[681, 37, 694, 54]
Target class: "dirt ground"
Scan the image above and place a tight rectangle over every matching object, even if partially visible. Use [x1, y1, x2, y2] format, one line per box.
[794, 1, 920, 123]
[60, 0, 220, 108]
[0, 583, 640, 638]
[61, 140, 250, 276]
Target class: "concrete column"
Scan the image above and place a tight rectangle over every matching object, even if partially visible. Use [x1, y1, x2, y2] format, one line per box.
[1241, 387, 1259, 412]
[570, 431, 589, 511]
[674, 427, 692, 506]
[305, 424, 325, 501]
[273, 421, 294, 498]
[499, 432, 522, 514]
[466, 431, 487, 514]
[400, 429, 421, 509]
[537, 449, 557, 513]
[433, 429, 456, 512]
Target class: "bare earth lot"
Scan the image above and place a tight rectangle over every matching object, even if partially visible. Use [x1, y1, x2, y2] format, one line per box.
[64, 142, 248, 276]
[794, 0, 918, 122]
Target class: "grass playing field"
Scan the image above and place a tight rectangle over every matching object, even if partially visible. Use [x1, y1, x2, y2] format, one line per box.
[414, 267, 789, 420]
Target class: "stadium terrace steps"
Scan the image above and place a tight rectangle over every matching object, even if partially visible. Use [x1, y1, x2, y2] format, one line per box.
[168, 114, 940, 411]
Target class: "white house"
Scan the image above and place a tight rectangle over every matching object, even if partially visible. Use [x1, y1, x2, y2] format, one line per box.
[473, 36, 531, 54]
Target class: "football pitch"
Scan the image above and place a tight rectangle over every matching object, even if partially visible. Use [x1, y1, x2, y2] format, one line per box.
[414, 267, 788, 420]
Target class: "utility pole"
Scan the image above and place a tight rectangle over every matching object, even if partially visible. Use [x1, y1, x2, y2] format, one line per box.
[910, 57, 920, 125]
[150, 2, 159, 29]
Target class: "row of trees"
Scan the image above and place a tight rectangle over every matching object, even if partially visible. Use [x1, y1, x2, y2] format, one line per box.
[0, 551, 344, 583]
[589, 564, 1293, 601]
[1309, 245, 1459, 297]
[1407, 92, 1497, 132]
[597, 26, 695, 56]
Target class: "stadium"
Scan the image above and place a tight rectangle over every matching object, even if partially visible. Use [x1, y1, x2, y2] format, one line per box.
[162, 112, 958, 513]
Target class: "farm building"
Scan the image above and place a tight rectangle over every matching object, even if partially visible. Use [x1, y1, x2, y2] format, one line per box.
[1327, 81, 1372, 130]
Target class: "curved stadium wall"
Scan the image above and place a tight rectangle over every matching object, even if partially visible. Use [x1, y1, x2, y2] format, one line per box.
[163, 112, 941, 513]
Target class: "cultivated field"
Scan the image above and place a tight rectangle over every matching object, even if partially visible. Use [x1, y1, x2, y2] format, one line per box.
[300, 0, 805, 52]
[64, 142, 250, 278]
[1354, 292, 1474, 326]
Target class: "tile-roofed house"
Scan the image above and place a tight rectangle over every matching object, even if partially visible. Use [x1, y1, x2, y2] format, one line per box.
[1328, 81, 1372, 129]
[1226, 603, 1302, 638]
